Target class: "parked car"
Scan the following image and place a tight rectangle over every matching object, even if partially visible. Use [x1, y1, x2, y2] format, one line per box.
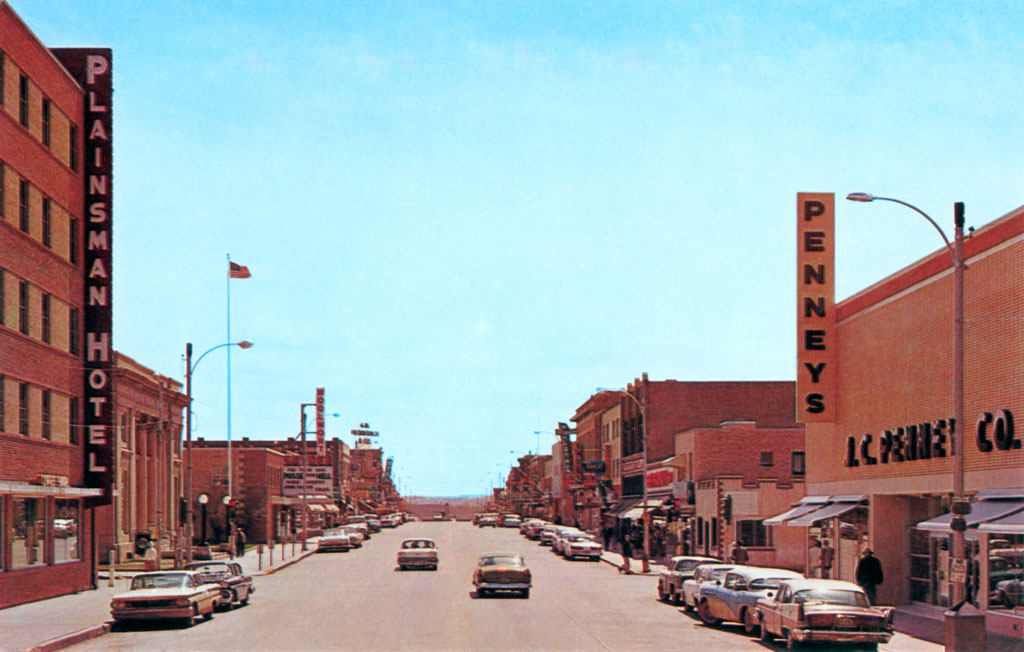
[562, 533, 603, 561]
[503, 515, 522, 528]
[993, 572, 1024, 607]
[520, 518, 544, 536]
[473, 551, 531, 598]
[397, 538, 439, 570]
[698, 565, 804, 634]
[551, 527, 582, 555]
[184, 561, 255, 610]
[681, 563, 735, 612]
[366, 516, 382, 532]
[755, 578, 894, 648]
[342, 524, 366, 547]
[478, 513, 499, 527]
[317, 527, 354, 553]
[110, 571, 221, 627]
[523, 520, 547, 539]
[658, 556, 718, 604]
[539, 524, 561, 546]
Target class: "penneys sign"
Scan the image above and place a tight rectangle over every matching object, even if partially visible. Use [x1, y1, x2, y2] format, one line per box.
[53, 49, 114, 506]
[796, 193, 836, 422]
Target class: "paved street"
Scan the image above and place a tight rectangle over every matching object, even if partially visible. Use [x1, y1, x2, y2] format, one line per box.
[64, 522, 942, 652]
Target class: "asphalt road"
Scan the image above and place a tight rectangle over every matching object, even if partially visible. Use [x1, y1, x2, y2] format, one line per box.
[67, 521, 941, 651]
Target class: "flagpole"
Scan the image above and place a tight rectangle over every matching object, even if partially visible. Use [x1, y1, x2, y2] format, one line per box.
[226, 254, 232, 504]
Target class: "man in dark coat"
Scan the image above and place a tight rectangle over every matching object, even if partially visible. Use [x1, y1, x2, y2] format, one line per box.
[856, 548, 884, 604]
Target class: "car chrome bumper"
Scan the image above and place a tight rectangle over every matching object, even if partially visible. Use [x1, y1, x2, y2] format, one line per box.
[476, 582, 531, 590]
[792, 628, 893, 644]
[112, 606, 194, 620]
[399, 559, 438, 566]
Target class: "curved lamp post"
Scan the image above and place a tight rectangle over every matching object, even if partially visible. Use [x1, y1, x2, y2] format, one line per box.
[185, 340, 252, 564]
[847, 192, 967, 608]
[597, 386, 650, 573]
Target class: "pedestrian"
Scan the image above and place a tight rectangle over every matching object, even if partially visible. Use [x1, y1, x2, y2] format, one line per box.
[820, 539, 834, 579]
[236, 528, 246, 557]
[619, 523, 632, 573]
[730, 540, 748, 564]
[809, 538, 822, 578]
[855, 548, 884, 604]
[602, 523, 612, 550]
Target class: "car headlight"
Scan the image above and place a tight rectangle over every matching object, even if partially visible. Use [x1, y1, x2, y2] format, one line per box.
[173, 598, 192, 607]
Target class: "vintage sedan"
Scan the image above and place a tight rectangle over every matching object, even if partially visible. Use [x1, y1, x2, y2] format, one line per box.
[342, 524, 366, 547]
[682, 563, 735, 612]
[523, 520, 547, 540]
[184, 561, 255, 609]
[658, 555, 718, 604]
[110, 571, 221, 627]
[503, 514, 522, 528]
[317, 527, 354, 553]
[478, 513, 499, 527]
[562, 533, 603, 561]
[698, 565, 803, 634]
[755, 578, 894, 649]
[538, 524, 561, 546]
[994, 572, 1024, 607]
[473, 551, 532, 598]
[551, 527, 583, 555]
[397, 538, 439, 570]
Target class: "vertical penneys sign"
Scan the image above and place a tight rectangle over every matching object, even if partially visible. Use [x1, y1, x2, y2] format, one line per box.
[315, 387, 325, 457]
[797, 193, 835, 422]
[53, 48, 114, 504]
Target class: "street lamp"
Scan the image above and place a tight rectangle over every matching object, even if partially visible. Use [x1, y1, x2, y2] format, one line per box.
[184, 340, 252, 564]
[597, 385, 650, 573]
[846, 193, 968, 606]
[299, 402, 316, 552]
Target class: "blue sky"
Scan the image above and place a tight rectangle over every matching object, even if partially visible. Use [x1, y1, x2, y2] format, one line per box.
[14, 1, 1023, 495]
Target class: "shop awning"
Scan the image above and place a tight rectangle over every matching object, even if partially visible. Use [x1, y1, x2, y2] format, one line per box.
[307, 504, 325, 512]
[979, 509, 1024, 534]
[916, 498, 1024, 533]
[619, 499, 666, 520]
[324, 504, 340, 512]
[788, 495, 866, 527]
[764, 496, 831, 526]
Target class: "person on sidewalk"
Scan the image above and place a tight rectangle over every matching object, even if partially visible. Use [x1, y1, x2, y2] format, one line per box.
[820, 539, 835, 579]
[618, 522, 632, 573]
[856, 548, 884, 604]
[730, 540, 748, 564]
[236, 528, 247, 558]
[809, 538, 823, 578]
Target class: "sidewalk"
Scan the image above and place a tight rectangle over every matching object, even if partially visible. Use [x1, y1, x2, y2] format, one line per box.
[0, 539, 319, 652]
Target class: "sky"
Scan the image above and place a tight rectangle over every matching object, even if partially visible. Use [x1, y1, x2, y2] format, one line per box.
[12, 0, 1024, 496]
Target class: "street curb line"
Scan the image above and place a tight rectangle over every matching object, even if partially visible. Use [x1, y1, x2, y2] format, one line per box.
[27, 622, 110, 652]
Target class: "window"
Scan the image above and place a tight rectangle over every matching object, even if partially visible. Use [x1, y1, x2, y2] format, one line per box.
[69, 307, 79, 354]
[41, 293, 51, 343]
[19, 179, 29, 232]
[19, 281, 29, 335]
[42, 198, 51, 247]
[42, 389, 51, 439]
[19, 74, 29, 128]
[19, 382, 29, 435]
[69, 396, 78, 444]
[0, 163, 5, 218]
[69, 217, 78, 264]
[70, 125, 79, 171]
[0, 50, 4, 105]
[0, 375, 5, 432]
[792, 451, 806, 476]
[760, 451, 774, 466]
[42, 98, 51, 147]
[54, 499, 81, 563]
[738, 519, 773, 547]
[0, 268, 4, 326]
[13, 498, 45, 568]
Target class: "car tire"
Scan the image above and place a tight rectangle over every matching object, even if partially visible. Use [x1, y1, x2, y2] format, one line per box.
[785, 629, 801, 650]
[759, 618, 774, 642]
[521, 589, 530, 599]
[478, 588, 489, 598]
[742, 607, 758, 635]
[683, 596, 694, 612]
[203, 608, 213, 621]
[672, 589, 682, 605]
[658, 584, 668, 602]
[183, 605, 198, 628]
[698, 600, 720, 625]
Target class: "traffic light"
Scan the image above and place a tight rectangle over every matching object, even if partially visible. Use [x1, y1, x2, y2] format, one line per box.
[720, 494, 732, 522]
[227, 499, 237, 521]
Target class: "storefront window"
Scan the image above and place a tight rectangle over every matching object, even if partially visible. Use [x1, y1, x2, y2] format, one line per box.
[737, 519, 772, 547]
[986, 534, 1024, 614]
[53, 499, 80, 563]
[12, 498, 45, 569]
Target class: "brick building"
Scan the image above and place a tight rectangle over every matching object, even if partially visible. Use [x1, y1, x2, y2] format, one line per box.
[771, 196, 1024, 641]
[0, 3, 111, 608]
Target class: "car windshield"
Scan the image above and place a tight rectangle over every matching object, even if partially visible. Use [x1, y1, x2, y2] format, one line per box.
[750, 577, 795, 590]
[481, 555, 521, 566]
[131, 574, 188, 590]
[403, 540, 435, 549]
[710, 568, 731, 581]
[324, 528, 345, 536]
[794, 589, 871, 607]
[569, 535, 592, 542]
[678, 560, 703, 571]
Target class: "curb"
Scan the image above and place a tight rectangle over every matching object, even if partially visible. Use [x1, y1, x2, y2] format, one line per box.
[27, 622, 110, 652]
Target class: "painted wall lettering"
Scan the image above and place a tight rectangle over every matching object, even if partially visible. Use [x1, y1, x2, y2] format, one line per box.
[796, 193, 836, 421]
[845, 411, 1015, 467]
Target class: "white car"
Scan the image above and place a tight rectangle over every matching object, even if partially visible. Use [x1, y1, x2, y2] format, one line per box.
[110, 571, 221, 627]
[561, 533, 603, 561]
[681, 563, 735, 612]
[397, 538, 438, 570]
[342, 524, 366, 547]
[317, 528, 354, 553]
[539, 524, 561, 546]
[552, 527, 582, 555]
[658, 556, 718, 605]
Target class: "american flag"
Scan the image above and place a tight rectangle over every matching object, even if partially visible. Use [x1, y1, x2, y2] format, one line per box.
[228, 262, 251, 279]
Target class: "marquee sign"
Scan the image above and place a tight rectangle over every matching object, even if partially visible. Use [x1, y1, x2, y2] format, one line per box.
[796, 192, 836, 422]
[53, 48, 114, 505]
[282, 465, 333, 496]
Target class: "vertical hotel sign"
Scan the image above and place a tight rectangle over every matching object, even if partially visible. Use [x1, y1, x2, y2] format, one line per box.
[315, 387, 325, 457]
[796, 193, 835, 422]
[54, 49, 114, 504]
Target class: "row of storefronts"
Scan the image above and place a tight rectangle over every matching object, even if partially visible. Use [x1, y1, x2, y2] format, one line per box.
[505, 198, 1024, 642]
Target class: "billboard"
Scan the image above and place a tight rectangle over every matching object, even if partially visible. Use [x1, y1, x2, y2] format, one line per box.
[282, 465, 333, 496]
